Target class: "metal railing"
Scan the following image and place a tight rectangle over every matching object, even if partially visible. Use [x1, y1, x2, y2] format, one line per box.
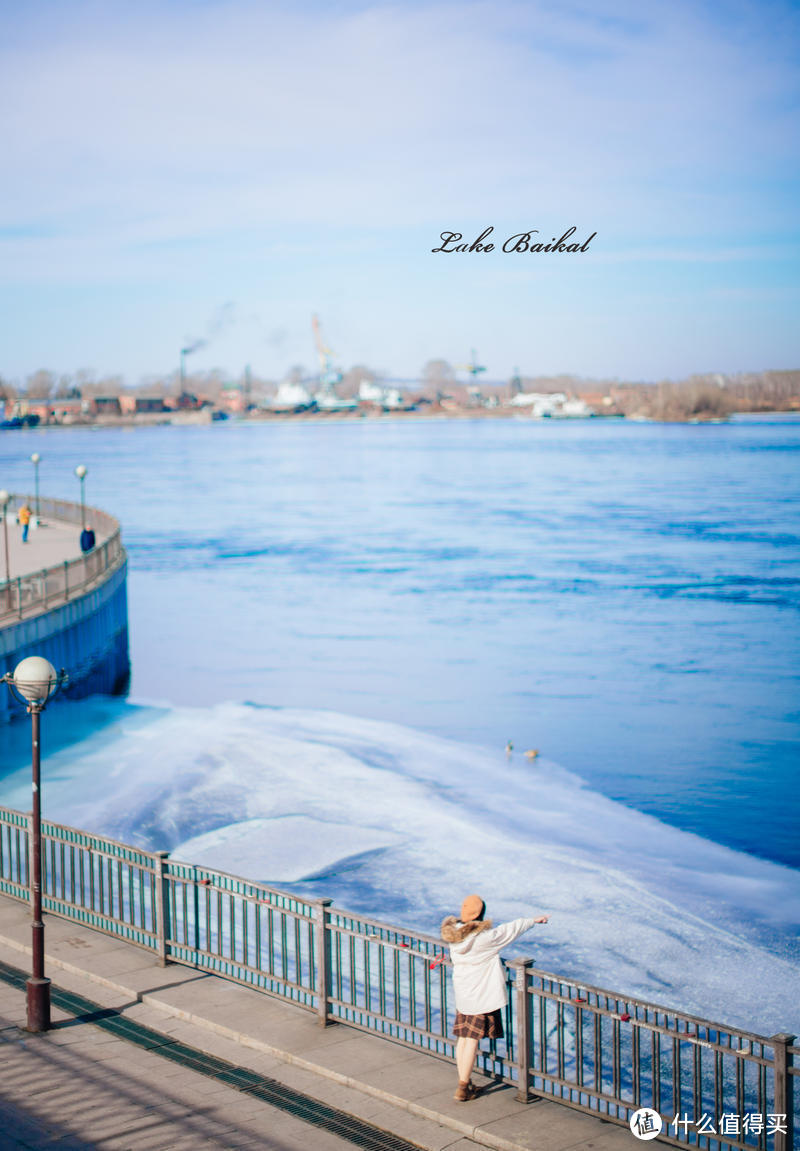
[0, 803, 795, 1150]
[513, 965, 797, 1151]
[0, 494, 125, 626]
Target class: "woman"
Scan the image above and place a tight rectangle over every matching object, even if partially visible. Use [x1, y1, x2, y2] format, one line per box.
[441, 894, 548, 1101]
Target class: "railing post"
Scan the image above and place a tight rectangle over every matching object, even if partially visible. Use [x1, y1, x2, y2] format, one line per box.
[192, 866, 201, 957]
[16, 578, 22, 619]
[42, 569, 48, 610]
[24, 811, 33, 905]
[315, 898, 333, 1027]
[771, 1033, 796, 1151]
[63, 560, 69, 601]
[512, 958, 533, 1102]
[154, 851, 171, 967]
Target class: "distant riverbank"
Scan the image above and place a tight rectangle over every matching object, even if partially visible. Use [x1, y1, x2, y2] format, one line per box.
[3, 403, 799, 433]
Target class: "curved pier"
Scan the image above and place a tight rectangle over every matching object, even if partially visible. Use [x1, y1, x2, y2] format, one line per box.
[0, 493, 130, 721]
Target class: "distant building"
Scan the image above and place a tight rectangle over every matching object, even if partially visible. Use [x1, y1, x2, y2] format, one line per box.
[507, 391, 567, 416]
[556, 398, 594, 418]
[358, 380, 404, 410]
[16, 398, 86, 423]
[92, 396, 122, 416]
[54, 399, 86, 422]
[220, 384, 246, 413]
[175, 392, 203, 411]
[133, 396, 167, 414]
[269, 382, 314, 411]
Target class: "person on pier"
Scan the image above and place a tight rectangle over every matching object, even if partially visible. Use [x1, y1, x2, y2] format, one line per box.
[18, 503, 31, 543]
[441, 894, 548, 1101]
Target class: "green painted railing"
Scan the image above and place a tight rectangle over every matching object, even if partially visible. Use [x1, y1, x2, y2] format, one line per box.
[0, 803, 795, 1150]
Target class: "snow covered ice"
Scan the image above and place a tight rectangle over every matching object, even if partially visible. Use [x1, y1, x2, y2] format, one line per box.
[2, 697, 798, 1036]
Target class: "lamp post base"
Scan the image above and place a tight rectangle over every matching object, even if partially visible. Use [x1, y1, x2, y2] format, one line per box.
[26, 977, 51, 1033]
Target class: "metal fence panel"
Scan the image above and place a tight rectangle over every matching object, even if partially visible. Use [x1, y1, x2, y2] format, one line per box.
[519, 966, 796, 1151]
[0, 802, 794, 1150]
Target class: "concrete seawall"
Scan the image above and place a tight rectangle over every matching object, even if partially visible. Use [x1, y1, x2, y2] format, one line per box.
[0, 494, 130, 722]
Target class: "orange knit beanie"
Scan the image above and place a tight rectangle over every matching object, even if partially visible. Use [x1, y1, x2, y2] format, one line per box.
[460, 894, 485, 922]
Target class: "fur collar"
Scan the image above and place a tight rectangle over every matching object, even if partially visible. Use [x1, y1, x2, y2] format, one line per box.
[440, 916, 493, 944]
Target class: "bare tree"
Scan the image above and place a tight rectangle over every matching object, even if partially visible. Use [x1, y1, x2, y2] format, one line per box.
[25, 370, 56, 399]
[422, 359, 455, 394]
[342, 364, 379, 397]
[286, 364, 308, 384]
[0, 376, 17, 403]
[54, 374, 82, 398]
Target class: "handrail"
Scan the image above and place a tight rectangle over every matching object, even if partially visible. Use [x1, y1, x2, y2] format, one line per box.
[0, 802, 794, 1149]
[0, 493, 125, 627]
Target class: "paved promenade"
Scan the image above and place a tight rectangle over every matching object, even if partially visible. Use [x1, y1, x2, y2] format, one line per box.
[2, 514, 109, 582]
[0, 894, 634, 1151]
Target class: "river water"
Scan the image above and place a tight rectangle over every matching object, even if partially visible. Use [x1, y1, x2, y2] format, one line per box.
[0, 413, 798, 1032]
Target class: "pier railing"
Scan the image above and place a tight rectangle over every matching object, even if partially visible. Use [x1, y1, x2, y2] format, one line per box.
[0, 494, 125, 625]
[0, 803, 795, 1150]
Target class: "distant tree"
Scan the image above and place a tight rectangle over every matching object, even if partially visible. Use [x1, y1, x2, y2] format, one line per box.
[341, 364, 379, 397]
[25, 370, 56, 399]
[97, 375, 124, 396]
[193, 369, 226, 401]
[422, 359, 455, 390]
[150, 374, 176, 397]
[54, 374, 83, 399]
[74, 368, 97, 392]
[0, 376, 17, 402]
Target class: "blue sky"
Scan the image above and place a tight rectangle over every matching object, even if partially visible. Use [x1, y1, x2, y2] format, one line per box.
[1, 0, 798, 384]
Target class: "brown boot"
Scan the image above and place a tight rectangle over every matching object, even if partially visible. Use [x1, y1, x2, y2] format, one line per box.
[454, 1080, 479, 1102]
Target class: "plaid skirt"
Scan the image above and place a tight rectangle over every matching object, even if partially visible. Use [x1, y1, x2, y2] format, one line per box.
[453, 1008, 504, 1039]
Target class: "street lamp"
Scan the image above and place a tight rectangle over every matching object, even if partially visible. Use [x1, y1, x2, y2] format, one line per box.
[0, 490, 10, 607]
[75, 464, 87, 529]
[30, 453, 41, 519]
[1, 656, 68, 1032]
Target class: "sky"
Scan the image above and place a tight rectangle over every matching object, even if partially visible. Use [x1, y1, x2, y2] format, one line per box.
[1, 0, 798, 386]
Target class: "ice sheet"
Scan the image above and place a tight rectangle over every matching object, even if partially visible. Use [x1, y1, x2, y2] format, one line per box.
[1, 698, 797, 1034]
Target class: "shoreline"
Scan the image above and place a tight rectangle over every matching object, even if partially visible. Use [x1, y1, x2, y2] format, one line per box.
[3, 406, 799, 432]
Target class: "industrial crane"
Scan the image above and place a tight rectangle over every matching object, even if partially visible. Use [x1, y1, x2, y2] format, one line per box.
[455, 349, 487, 382]
[311, 314, 344, 395]
[455, 349, 488, 405]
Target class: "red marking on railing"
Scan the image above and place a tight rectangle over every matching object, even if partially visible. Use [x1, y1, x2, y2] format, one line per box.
[619, 1013, 631, 1022]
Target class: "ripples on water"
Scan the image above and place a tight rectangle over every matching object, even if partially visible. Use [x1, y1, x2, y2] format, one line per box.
[1, 414, 799, 872]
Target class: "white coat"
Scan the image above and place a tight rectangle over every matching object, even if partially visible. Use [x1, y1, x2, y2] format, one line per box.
[440, 916, 540, 1015]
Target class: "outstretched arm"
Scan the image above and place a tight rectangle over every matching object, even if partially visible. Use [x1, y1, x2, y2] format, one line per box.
[485, 915, 549, 949]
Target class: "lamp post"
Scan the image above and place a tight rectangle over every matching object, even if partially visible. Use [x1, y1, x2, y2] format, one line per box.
[1, 657, 68, 1032]
[75, 465, 87, 529]
[30, 453, 41, 519]
[0, 490, 10, 608]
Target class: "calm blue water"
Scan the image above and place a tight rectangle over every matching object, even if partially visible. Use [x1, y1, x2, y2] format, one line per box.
[1, 414, 799, 870]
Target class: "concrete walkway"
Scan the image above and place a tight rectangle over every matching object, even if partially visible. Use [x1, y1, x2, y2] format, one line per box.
[1, 513, 106, 582]
[0, 979, 361, 1151]
[0, 894, 635, 1151]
